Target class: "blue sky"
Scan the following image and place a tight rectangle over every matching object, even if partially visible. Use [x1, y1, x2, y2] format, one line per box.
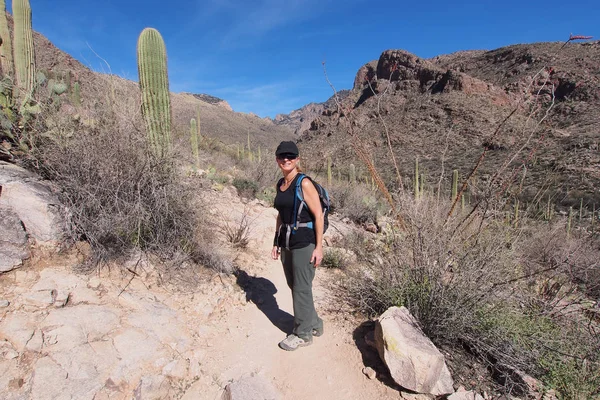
[12, 0, 599, 118]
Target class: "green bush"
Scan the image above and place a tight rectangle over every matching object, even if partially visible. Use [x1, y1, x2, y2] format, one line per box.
[232, 177, 258, 199]
[321, 248, 348, 269]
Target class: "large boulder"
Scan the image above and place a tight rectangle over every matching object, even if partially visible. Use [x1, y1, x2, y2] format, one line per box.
[0, 205, 30, 272]
[0, 161, 65, 247]
[375, 306, 454, 396]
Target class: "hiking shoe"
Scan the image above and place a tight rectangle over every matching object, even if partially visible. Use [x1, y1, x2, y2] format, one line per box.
[278, 334, 312, 351]
[312, 326, 324, 337]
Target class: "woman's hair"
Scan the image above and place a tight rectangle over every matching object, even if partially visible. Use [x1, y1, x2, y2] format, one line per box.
[295, 164, 303, 173]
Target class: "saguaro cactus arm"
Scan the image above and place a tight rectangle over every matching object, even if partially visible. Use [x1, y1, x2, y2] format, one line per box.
[12, 0, 35, 102]
[0, 0, 13, 77]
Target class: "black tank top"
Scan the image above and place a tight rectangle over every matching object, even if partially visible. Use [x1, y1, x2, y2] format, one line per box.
[274, 174, 316, 249]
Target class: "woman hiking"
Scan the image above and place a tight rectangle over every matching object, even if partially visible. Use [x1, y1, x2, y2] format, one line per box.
[271, 141, 324, 351]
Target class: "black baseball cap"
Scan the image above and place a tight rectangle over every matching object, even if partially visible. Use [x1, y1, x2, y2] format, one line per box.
[275, 141, 299, 157]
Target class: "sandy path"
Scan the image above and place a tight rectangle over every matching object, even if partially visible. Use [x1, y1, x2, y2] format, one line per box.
[0, 185, 399, 400]
[183, 189, 399, 399]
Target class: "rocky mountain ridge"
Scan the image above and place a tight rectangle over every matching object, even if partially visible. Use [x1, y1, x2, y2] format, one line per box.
[297, 40, 600, 209]
[273, 90, 352, 135]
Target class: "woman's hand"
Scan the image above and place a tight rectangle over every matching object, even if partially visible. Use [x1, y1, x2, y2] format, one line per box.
[310, 246, 323, 267]
[271, 246, 280, 260]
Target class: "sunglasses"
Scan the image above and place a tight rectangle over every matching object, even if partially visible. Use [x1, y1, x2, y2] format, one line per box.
[277, 154, 298, 160]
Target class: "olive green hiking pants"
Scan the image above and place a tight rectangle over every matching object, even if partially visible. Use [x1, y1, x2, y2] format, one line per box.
[281, 244, 323, 340]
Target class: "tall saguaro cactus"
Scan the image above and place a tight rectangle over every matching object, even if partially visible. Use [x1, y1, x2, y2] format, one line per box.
[12, 0, 35, 102]
[190, 118, 199, 168]
[137, 28, 171, 157]
[0, 0, 13, 77]
[414, 158, 420, 199]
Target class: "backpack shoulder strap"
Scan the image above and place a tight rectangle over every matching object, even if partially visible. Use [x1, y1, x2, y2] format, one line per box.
[295, 173, 307, 202]
[292, 174, 307, 231]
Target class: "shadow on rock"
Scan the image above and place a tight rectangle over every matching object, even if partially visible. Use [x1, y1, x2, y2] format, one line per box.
[353, 320, 404, 392]
[235, 268, 293, 334]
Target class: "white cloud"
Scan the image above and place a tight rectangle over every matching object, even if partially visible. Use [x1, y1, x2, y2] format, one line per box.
[191, 0, 334, 48]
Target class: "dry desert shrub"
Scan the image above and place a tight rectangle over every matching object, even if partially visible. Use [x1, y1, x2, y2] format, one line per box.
[340, 191, 600, 397]
[30, 77, 208, 266]
[327, 180, 384, 225]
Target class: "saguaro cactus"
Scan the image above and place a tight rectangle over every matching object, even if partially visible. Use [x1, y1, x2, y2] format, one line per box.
[327, 156, 332, 186]
[137, 28, 171, 157]
[451, 170, 459, 201]
[12, 0, 35, 102]
[414, 158, 419, 199]
[190, 118, 199, 168]
[0, 0, 13, 77]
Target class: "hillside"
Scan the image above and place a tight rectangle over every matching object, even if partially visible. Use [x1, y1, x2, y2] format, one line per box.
[297, 41, 600, 210]
[18, 14, 295, 157]
[273, 90, 352, 134]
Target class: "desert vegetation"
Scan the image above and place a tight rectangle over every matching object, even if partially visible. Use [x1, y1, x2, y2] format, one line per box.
[0, 1, 598, 398]
[315, 38, 600, 398]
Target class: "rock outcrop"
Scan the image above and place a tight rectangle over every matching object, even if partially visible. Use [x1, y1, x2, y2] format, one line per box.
[374, 306, 454, 396]
[0, 162, 65, 248]
[0, 206, 30, 272]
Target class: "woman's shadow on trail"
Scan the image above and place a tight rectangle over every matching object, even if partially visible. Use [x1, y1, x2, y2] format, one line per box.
[235, 268, 294, 334]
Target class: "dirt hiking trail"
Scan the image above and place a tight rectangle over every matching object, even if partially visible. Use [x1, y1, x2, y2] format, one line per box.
[183, 187, 398, 399]
[0, 185, 398, 400]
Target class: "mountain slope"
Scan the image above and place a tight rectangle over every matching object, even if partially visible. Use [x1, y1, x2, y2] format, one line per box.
[24, 15, 294, 154]
[297, 41, 600, 209]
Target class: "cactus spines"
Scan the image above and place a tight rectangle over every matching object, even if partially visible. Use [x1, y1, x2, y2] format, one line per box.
[137, 28, 172, 157]
[190, 118, 199, 168]
[12, 0, 35, 103]
[349, 163, 356, 184]
[0, 0, 13, 77]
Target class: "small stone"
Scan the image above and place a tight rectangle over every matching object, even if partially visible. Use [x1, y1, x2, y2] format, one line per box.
[22, 290, 55, 308]
[0, 299, 9, 307]
[448, 391, 485, 400]
[25, 329, 43, 352]
[362, 366, 376, 380]
[53, 292, 70, 308]
[5, 349, 19, 359]
[162, 359, 188, 379]
[87, 277, 102, 289]
[401, 393, 434, 400]
[365, 223, 378, 233]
